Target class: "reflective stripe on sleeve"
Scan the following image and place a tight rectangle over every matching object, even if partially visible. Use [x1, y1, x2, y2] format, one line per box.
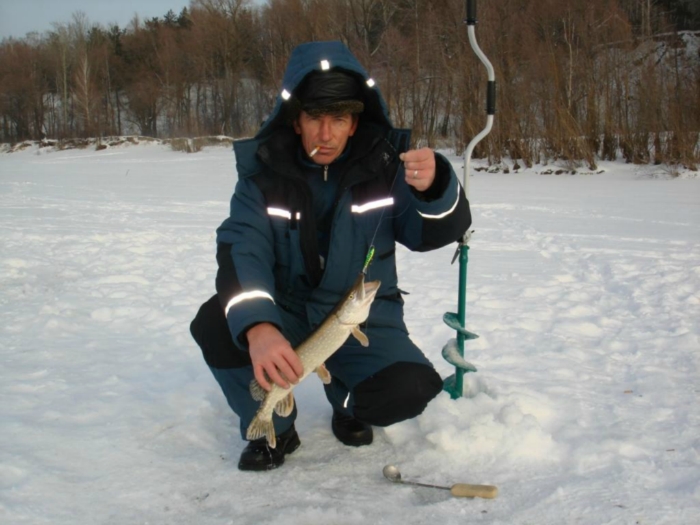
[351, 197, 394, 214]
[224, 290, 275, 316]
[417, 185, 460, 219]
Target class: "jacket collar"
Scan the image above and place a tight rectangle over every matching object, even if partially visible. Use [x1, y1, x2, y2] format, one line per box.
[256, 122, 396, 187]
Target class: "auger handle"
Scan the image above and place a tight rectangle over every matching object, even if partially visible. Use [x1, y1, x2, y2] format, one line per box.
[462, 0, 496, 202]
[450, 483, 499, 499]
[466, 0, 477, 24]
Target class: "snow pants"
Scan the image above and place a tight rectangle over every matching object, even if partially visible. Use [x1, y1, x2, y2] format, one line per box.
[190, 294, 443, 440]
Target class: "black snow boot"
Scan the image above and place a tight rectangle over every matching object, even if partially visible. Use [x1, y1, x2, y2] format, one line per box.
[237, 425, 301, 471]
[331, 409, 373, 447]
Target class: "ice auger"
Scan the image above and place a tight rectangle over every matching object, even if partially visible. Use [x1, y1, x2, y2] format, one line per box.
[442, 0, 496, 399]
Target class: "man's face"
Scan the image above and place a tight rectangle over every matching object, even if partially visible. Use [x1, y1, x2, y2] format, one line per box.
[293, 110, 359, 165]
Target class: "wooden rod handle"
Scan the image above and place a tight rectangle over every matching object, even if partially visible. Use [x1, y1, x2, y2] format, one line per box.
[450, 483, 499, 499]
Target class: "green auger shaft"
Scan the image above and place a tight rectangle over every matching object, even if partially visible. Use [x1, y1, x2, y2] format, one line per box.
[442, 242, 479, 399]
[453, 243, 470, 398]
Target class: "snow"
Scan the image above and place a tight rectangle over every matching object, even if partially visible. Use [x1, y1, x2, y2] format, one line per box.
[1, 143, 699, 524]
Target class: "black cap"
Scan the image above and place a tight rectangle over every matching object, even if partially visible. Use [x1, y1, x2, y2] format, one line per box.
[294, 70, 365, 116]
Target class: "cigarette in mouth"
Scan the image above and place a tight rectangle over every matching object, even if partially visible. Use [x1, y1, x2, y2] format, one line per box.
[309, 146, 320, 157]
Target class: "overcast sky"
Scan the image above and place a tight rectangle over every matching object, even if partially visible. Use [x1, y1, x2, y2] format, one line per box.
[0, 0, 260, 40]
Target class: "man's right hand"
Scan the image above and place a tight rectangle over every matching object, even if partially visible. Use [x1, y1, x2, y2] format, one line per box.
[246, 322, 304, 391]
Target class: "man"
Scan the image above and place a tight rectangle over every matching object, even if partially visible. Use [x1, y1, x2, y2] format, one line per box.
[191, 41, 471, 471]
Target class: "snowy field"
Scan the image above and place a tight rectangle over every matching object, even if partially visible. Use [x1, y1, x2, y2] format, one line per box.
[1, 143, 699, 525]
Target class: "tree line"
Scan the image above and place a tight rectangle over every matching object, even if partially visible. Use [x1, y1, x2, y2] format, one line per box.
[1, 0, 698, 168]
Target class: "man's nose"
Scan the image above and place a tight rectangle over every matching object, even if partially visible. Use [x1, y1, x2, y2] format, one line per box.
[319, 119, 332, 141]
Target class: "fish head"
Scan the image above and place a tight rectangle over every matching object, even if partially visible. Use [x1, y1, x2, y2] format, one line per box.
[336, 273, 381, 327]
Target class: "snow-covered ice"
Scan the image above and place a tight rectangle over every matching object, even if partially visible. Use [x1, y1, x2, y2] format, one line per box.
[1, 143, 698, 524]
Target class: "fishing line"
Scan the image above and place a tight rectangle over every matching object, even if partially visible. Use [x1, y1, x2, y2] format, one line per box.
[362, 140, 410, 275]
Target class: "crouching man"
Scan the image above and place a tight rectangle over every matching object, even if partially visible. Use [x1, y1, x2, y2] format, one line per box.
[191, 40, 471, 471]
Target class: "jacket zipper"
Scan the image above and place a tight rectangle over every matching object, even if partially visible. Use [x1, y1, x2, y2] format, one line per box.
[323, 165, 329, 182]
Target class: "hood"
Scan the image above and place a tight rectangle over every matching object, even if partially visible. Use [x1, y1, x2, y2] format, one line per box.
[256, 41, 393, 141]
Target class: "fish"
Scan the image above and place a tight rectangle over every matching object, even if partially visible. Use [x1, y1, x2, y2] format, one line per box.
[246, 273, 381, 448]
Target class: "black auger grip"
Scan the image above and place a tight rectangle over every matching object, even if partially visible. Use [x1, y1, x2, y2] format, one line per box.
[466, 0, 477, 25]
[487, 80, 496, 115]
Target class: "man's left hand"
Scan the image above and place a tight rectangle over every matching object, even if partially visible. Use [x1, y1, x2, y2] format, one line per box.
[400, 148, 436, 192]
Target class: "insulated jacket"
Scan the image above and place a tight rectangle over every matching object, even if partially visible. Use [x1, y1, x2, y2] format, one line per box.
[215, 41, 471, 349]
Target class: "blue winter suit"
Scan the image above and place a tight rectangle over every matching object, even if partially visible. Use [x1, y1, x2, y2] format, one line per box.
[190, 41, 472, 440]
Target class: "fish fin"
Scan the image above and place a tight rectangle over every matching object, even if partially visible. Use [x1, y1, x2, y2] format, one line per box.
[351, 326, 369, 347]
[249, 380, 266, 402]
[246, 416, 277, 448]
[274, 391, 295, 417]
[315, 363, 332, 384]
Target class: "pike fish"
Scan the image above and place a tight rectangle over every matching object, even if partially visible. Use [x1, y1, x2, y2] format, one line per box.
[246, 273, 381, 448]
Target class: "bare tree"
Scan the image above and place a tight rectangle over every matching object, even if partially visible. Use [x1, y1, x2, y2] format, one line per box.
[0, 0, 697, 168]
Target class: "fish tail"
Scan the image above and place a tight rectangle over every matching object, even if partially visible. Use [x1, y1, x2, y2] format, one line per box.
[246, 416, 277, 448]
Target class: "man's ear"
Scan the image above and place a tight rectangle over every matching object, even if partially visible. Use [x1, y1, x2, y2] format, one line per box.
[292, 119, 301, 135]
